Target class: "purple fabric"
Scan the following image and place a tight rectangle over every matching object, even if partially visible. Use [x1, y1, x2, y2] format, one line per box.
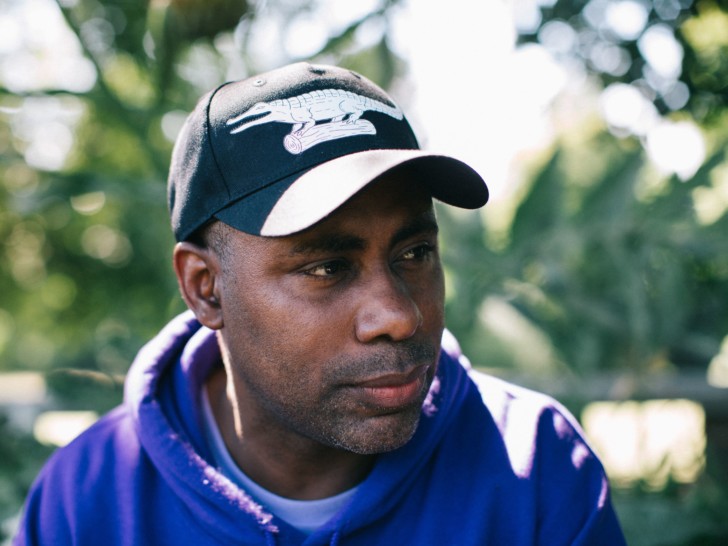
[15, 311, 626, 545]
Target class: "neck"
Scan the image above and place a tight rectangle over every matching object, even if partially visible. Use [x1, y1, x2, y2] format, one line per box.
[206, 368, 374, 500]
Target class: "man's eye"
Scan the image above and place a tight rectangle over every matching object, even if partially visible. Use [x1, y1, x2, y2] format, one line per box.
[400, 243, 435, 261]
[305, 260, 347, 277]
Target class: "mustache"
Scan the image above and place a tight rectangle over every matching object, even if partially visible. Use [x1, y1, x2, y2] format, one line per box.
[322, 341, 439, 384]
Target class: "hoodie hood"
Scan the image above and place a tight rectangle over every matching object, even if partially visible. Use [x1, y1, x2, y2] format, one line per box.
[123, 311, 473, 544]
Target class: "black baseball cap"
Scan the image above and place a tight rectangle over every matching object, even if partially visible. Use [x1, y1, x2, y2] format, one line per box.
[168, 62, 489, 241]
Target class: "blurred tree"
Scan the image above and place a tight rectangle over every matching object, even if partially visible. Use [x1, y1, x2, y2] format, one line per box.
[439, 0, 728, 380]
[442, 131, 728, 375]
[517, 0, 728, 122]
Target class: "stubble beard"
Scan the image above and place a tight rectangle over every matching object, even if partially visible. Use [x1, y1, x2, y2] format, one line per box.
[315, 399, 426, 455]
[281, 342, 439, 455]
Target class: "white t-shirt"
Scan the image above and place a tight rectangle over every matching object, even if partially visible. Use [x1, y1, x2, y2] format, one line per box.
[200, 388, 357, 534]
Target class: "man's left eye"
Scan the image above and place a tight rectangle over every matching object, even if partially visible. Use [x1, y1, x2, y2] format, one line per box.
[400, 244, 434, 261]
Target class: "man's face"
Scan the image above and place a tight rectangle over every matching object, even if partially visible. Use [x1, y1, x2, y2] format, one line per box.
[215, 173, 445, 454]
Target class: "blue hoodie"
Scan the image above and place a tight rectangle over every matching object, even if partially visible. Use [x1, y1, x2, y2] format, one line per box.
[16, 312, 626, 545]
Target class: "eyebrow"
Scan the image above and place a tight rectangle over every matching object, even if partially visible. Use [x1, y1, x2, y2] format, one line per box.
[290, 233, 366, 256]
[391, 211, 439, 246]
[289, 210, 439, 257]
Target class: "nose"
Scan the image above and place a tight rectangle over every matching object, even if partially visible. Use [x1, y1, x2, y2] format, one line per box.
[355, 269, 423, 343]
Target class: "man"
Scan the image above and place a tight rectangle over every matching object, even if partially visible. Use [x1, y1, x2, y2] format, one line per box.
[16, 63, 626, 545]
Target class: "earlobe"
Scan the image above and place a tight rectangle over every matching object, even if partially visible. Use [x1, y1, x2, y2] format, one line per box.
[173, 242, 224, 330]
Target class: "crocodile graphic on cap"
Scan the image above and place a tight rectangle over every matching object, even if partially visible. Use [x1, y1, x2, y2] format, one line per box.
[226, 89, 404, 154]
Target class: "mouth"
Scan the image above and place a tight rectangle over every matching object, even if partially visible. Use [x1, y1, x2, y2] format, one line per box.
[349, 364, 431, 411]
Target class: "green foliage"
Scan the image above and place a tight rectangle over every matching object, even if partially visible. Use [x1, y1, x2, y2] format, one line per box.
[518, 0, 728, 121]
[442, 130, 728, 375]
[612, 441, 728, 546]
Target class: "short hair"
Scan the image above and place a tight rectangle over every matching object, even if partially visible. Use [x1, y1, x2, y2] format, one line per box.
[185, 221, 230, 263]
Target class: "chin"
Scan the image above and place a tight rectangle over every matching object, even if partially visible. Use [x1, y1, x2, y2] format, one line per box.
[332, 409, 423, 455]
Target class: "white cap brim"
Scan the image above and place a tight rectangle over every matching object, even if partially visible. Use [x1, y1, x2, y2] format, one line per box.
[260, 149, 488, 236]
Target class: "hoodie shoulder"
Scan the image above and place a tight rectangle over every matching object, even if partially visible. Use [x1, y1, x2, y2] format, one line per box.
[466, 370, 626, 545]
[16, 405, 146, 545]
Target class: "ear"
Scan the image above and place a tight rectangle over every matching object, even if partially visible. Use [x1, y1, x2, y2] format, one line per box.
[173, 242, 223, 330]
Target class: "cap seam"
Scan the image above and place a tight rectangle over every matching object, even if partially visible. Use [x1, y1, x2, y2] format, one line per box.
[210, 164, 313, 219]
[205, 81, 235, 203]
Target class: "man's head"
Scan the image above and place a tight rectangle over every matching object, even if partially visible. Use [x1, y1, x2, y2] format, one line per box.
[176, 173, 444, 454]
[168, 63, 488, 455]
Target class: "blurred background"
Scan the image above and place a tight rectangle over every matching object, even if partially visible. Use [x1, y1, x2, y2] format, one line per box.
[1, 0, 727, 543]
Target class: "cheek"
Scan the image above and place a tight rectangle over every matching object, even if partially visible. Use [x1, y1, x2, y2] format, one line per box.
[221, 300, 327, 413]
[223, 282, 351, 378]
[414, 265, 446, 328]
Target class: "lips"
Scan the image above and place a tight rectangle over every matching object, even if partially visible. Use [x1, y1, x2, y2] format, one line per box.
[350, 364, 430, 411]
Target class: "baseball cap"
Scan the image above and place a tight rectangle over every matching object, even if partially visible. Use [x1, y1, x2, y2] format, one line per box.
[168, 62, 489, 241]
